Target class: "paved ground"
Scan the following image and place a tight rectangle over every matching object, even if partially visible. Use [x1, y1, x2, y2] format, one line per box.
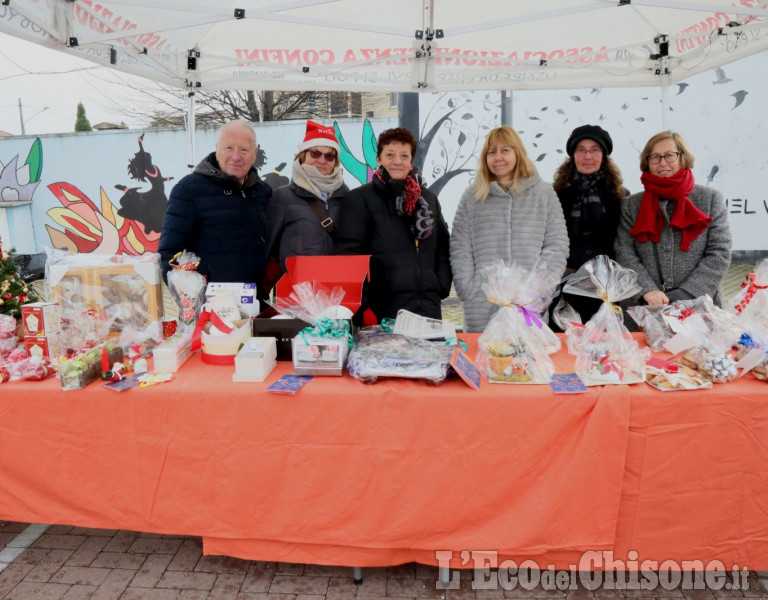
[3, 264, 762, 600]
[2, 521, 767, 600]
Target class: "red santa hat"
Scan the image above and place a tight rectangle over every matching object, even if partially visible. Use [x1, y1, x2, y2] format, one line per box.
[297, 120, 340, 152]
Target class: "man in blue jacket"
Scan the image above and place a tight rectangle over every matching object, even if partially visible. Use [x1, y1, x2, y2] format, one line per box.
[159, 120, 272, 305]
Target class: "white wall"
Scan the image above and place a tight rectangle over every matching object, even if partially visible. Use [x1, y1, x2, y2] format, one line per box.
[2, 51, 767, 261]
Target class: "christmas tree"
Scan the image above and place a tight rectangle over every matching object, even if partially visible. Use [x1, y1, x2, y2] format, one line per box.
[0, 235, 40, 318]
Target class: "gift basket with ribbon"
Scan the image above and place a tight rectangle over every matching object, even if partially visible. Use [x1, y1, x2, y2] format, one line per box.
[562, 255, 647, 386]
[476, 260, 560, 384]
[167, 250, 207, 330]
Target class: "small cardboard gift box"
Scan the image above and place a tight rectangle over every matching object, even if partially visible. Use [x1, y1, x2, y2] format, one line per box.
[21, 302, 61, 336]
[24, 332, 62, 360]
[232, 337, 277, 382]
[200, 319, 252, 365]
[205, 282, 259, 318]
[254, 255, 370, 361]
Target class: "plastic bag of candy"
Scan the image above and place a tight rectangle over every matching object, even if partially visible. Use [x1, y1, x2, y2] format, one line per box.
[563, 256, 647, 386]
[627, 296, 715, 352]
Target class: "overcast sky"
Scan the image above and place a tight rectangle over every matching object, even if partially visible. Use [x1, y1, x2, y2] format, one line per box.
[0, 33, 150, 136]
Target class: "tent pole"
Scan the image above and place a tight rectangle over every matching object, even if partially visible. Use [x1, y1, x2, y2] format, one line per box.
[186, 91, 196, 172]
[660, 73, 669, 130]
[500, 90, 513, 126]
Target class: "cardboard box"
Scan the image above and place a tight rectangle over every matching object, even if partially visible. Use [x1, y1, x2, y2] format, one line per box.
[24, 332, 62, 360]
[275, 255, 370, 314]
[252, 309, 311, 361]
[254, 255, 369, 360]
[21, 302, 61, 336]
[205, 282, 259, 318]
[232, 337, 277, 382]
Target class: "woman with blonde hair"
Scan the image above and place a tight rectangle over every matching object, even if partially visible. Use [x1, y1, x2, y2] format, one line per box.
[450, 125, 568, 332]
[614, 130, 731, 305]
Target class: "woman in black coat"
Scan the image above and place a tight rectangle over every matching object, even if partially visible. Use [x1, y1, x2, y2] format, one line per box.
[267, 120, 349, 273]
[337, 128, 452, 322]
[551, 124, 628, 325]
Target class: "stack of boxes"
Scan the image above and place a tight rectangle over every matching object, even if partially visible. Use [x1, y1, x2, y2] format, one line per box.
[21, 302, 62, 360]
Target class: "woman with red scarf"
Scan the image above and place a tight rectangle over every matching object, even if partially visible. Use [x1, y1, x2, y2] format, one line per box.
[614, 131, 732, 306]
[337, 128, 452, 322]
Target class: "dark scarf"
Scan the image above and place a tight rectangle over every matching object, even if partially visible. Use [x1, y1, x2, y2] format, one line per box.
[373, 165, 435, 240]
[630, 168, 711, 251]
[568, 170, 605, 237]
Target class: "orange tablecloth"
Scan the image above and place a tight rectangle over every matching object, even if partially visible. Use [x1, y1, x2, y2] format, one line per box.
[2, 334, 767, 570]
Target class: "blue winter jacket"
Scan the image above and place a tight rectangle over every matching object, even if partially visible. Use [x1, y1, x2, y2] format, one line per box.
[158, 152, 272, 300]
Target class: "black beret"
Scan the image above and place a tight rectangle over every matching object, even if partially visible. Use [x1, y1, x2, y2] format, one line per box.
[566, 124, 613, 156]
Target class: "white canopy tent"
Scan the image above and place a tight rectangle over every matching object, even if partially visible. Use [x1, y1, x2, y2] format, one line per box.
[2, 0, 768, 159]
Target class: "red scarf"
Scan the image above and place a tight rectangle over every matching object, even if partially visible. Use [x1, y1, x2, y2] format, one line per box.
[629, 169, 712, 251]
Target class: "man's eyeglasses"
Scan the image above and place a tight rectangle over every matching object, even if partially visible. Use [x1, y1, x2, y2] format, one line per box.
[307, 149, 337, 162]
[574, 148, 603, 157]
[647, 151, 680, 165]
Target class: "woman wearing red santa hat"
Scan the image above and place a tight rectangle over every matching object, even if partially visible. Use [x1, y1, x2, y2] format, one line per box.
[267, 120, 350, 273]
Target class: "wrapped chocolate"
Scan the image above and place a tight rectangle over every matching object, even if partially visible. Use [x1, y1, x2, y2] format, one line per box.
[563, 256, 647, 386]
[167, 250, 207, 330]
[477, 260, 560, 384]
[346, 326, 454, 384]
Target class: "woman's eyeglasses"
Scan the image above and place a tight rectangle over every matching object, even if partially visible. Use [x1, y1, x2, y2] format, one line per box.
[647, 151, 680, 165]
[574, 148, 602, 157]
[307, 149, 337, 162]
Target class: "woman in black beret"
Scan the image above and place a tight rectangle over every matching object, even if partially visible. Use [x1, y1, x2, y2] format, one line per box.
[551, 124, 629, 325]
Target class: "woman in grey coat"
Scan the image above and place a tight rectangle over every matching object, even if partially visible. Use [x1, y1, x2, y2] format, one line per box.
[614, 131, 732, 306]
[450, 126, 569, 333]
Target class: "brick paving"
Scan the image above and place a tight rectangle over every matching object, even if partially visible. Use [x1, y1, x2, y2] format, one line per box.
[3, 522, 768, 600]
[4, 264, 765, 600]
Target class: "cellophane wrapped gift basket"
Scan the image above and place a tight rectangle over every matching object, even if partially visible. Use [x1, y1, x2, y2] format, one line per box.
[562, 255, 647, 386]
[628, 295, 715, 352]
[167, 250, 207, 331]
[476, 260, 560, 384]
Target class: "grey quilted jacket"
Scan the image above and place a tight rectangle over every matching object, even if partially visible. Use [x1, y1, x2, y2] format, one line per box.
[449, 174, 569, 333]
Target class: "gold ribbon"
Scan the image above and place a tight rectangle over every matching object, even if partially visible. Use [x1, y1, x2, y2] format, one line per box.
[596, 288, 622, 315]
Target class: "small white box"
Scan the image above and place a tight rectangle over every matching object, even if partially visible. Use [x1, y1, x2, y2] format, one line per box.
[153, 330, 193, 372]
[205, 282, 259, 317]
[232, 337, 277, 382]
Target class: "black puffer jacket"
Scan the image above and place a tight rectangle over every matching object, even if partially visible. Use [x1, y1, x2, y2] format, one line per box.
[337, 178, 452, 321]
[158, 152, 272, 299]
[267, 180, 349, 273]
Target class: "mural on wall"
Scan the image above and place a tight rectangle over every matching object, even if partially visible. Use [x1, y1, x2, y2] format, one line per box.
[114, 134, 173, 235]
[44, 134, 173, 255]
[0, 139, 42, 203]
